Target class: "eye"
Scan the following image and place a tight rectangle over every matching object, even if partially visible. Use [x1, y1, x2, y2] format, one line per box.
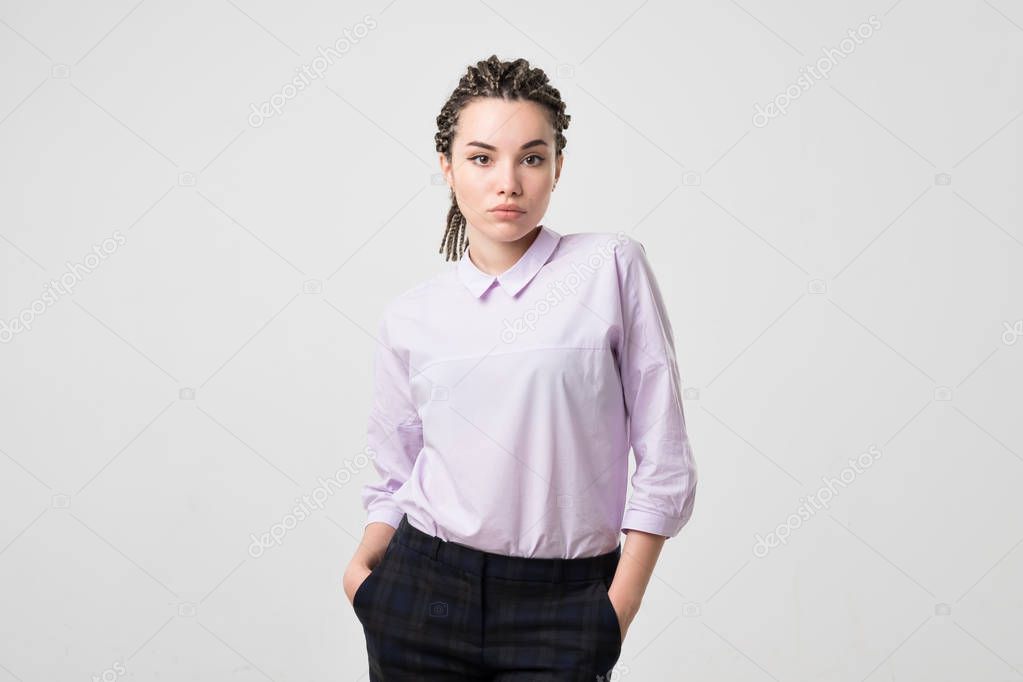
[523, 154, 545, 166]
[469, 154, 490, 165]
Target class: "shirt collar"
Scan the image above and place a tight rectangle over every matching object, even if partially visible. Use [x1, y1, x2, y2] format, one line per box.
[457, 225, 561, 298]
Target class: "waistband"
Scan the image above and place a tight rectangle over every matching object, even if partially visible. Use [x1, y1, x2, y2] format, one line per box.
[393, 514, 620, 582]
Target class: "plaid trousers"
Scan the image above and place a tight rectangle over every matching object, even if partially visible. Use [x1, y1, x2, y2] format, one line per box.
[352, 513, 623, 681]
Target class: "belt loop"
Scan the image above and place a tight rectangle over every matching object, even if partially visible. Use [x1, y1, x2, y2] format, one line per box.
[550, 558, 563, 582]
[429, 535, 442, 561]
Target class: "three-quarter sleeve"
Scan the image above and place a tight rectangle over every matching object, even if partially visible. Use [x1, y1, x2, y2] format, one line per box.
[361, 308, 423, 530]
[613, 237, 697, 538]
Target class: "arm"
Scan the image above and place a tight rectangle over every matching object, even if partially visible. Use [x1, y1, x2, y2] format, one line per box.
[344, 308, 423, 604]
[610, 529, 665, 639]
[607, 237, 698, 638]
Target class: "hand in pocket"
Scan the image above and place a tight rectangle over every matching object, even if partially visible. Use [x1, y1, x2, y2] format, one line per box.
[343, 563, 374, 607]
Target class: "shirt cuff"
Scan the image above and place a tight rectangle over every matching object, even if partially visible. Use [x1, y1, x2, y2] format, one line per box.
[621, 508, 686, 538]
[365, 507, 404, 530]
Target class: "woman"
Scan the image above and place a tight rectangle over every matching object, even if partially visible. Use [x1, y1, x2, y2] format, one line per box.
[343, 55, 697, 681]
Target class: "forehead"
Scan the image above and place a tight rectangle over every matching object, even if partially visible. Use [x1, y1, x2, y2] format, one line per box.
[454, 97, 553, 147]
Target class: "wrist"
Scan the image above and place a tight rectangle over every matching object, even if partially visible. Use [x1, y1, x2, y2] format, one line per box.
[608, 583, 642, 617]
[350, 549, 379, 571]
[358, 553, 381, 570]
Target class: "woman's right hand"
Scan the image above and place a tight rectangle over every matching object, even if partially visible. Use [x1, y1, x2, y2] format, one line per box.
[343, 560, 374, 606]
[344, 522, 397, 606]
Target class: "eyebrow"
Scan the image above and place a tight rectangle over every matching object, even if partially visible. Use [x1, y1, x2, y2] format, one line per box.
[465, 139, 548, 151]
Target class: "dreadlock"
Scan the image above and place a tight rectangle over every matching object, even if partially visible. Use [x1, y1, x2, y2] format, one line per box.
[435, 55, 571, 261]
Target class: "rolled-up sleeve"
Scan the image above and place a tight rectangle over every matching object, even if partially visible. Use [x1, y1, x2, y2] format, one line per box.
[613, 237, 697, 538]
[361, 308, 423, 530]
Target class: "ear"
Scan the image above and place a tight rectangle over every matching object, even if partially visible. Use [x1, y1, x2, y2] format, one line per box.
[438, 153, 453, 188]
[555, 152, 565, 182]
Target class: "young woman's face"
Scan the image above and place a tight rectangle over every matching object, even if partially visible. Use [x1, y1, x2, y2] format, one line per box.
[440, 97, 563, 244]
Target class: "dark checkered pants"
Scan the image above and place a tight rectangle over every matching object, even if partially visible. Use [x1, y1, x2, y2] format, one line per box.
[352, 514, 623, 681]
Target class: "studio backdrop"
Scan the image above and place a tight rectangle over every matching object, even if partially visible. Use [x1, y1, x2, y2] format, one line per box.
[1, 1, 1021, 680]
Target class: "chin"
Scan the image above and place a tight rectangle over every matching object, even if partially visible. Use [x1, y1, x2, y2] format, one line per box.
[488, 222, 535, 240]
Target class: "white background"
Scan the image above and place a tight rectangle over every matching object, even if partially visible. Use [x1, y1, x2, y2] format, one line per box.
[1, 1, 1022, 680]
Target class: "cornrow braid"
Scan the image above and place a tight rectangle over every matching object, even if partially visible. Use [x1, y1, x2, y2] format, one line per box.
[435, 55, 571, 262]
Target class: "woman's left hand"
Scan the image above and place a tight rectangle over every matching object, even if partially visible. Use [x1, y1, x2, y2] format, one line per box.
[607, 586, 641, 644]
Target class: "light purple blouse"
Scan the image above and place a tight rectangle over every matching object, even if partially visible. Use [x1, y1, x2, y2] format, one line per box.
[361, 226, 697, 559]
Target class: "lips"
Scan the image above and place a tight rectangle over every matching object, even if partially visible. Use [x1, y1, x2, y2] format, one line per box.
[491, 209, 525, 219]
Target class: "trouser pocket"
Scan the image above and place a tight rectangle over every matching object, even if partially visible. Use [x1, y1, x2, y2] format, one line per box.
[353, 538, 397, 615]
[596, 581, 623, 648]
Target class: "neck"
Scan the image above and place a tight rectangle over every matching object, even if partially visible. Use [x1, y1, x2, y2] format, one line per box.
[466, 224, 542, 275]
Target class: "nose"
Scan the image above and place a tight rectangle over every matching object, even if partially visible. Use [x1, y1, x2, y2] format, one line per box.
[496, 158, 522, 197]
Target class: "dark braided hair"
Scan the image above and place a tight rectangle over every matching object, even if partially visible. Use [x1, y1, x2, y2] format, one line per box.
[435, 55, 571, 262]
